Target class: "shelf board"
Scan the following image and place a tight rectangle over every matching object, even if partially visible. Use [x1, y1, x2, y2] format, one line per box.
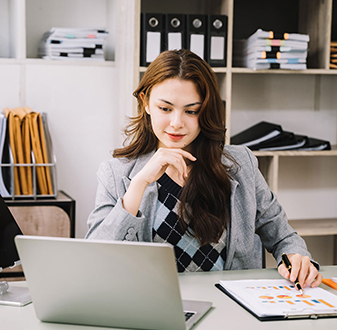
[140, 66, 337, 75]
[140, 66, 229, 73]
[0, 58, 115, 67]
[231, 67, 337, 75]
[253, 146, 337, 157]
[289, 218, 337, 236]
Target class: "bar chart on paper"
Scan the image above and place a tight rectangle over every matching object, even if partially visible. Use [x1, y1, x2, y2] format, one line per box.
[218, 279, 337, 319]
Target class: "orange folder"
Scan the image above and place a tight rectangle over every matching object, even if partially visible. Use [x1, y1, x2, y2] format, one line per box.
[322, 278, 337, 290]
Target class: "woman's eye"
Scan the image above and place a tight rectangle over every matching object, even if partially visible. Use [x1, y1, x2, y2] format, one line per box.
[159, 106, 170, 112]
[186, 110, 200, 115]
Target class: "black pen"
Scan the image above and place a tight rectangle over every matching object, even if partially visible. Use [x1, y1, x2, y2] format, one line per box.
[281, 253, 304, 295]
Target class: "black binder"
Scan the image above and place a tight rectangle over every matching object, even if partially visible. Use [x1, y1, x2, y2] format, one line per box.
[140, 13, 165, 66]
[249, 131, 307, 151]
[206, 14, 228, 67]
[230, 122, 283, 147]
[186, 14, 207, 60]
[164, 14, 186, 51]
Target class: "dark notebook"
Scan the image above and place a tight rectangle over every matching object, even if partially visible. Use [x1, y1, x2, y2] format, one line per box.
[250, 131, 307, 151]
[231, 122, 283, 147]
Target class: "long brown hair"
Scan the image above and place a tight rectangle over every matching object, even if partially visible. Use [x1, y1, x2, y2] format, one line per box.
[114, 49, 237, 245]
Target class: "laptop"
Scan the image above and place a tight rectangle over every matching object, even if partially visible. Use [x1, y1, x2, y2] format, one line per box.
[15, 235, 212, 330]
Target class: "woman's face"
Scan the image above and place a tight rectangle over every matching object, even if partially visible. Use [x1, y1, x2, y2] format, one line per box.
[145, 78, 202, 151]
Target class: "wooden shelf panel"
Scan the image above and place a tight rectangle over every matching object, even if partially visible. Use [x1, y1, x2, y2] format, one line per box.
[0, 58, 115, 67]
[140, 66, 337, 75]
[253, 146, 337, 157]
[231, 68, 337, 75]
[289, 218, 337, 236]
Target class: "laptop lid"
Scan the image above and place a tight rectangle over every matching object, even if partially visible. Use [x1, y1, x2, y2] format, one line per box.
[15, 236, 211, 330]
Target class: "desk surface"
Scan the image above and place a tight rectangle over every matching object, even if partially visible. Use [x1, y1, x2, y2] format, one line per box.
[2, 266, 337, 330]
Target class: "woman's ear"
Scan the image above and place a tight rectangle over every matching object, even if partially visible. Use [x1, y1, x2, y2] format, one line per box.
[140, 92, 150, 114]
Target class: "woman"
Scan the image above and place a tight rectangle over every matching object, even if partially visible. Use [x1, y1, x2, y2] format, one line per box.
[86, 49, 322, 288]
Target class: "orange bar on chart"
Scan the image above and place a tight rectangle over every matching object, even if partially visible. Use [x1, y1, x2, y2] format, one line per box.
[302, 300, 315, 306]
[283, 286, 291, 291]
[318, 299, 335, 308]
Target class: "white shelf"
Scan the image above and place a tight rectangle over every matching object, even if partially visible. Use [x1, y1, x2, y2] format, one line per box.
[289, 218, 337, 236]
[231, 68, 337, 75]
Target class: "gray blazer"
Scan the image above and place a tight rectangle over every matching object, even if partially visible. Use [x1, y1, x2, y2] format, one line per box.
[86, 145, 312, 270]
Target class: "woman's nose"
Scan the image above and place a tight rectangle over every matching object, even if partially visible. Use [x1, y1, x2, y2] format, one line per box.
[170, 112, 184, 128]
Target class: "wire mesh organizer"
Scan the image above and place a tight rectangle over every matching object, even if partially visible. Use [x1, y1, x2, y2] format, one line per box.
[0, 151, 57, 199]
[0, 110, 57, 199]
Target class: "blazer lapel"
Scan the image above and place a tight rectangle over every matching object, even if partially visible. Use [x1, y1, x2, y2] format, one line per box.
[224, 177, 239, 270]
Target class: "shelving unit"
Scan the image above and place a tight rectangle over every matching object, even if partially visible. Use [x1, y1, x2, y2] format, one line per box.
[1, 0, 336, 262]
[129, 0, 337, 265]
[0, 0, 121, 238]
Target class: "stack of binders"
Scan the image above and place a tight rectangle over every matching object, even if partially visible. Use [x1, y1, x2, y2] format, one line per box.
[140, 13, 228, 67]
[231, 121, 331, 151]
[38, 27, 109, 61]
[233, 29, 309, 70]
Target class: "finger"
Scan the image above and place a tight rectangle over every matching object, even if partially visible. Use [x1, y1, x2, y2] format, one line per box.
[278, 264, 290, 279]
[303, 263, 322, 288]
[296, 256, 311, 288]
[310, 272, 323, 288]
[172, 149, 197, 163]
[287, 254, 302, 283]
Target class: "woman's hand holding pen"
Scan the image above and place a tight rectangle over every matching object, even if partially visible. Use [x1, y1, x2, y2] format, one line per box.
[122, 148, 196, 216]
[277, 253, 323, 290]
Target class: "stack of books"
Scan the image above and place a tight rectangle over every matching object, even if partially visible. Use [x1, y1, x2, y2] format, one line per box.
[330, 41, 337, 69]
[231, 122, 331, 151]
[233, 29, 309, 70]
[38, 27, 109, 61]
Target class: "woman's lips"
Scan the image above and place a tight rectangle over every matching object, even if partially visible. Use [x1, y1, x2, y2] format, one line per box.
[166, 133, 185, 141]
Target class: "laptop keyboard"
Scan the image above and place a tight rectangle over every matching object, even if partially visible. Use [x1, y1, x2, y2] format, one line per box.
[184, 312, 195, 321]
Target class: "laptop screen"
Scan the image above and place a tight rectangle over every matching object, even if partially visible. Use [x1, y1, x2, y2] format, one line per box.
[0, 195, 23, 270]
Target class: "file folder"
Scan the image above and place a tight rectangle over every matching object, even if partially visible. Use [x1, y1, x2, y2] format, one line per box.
[186, 14, 207, 60]
[140, 13, 165, 66]
[207, 15, 228, 67]
[164, 14, 186, 51]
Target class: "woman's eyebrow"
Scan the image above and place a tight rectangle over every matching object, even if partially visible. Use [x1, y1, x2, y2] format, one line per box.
[158, 99, 201, 107]
[158, 99, 173, 106]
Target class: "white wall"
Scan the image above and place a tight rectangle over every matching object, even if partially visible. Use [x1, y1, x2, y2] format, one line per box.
[24, 63, 120, 237]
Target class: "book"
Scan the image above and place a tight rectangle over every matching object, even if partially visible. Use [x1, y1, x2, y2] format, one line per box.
[38, 27, 108, 61]
[216, 279, 337, 321]
[231, 122, 283, 147]
[246, 38, 308, 50]
[246, 51, 307, 60]
[250, 132, 307, 151]
[47, 27, 108, 39]
[248, 29, 310, 43]
[253, 63, 307, 70]
[295, 137, 331, 151]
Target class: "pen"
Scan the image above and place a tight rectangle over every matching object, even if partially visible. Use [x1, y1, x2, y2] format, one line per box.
[281, 253, 304, 295]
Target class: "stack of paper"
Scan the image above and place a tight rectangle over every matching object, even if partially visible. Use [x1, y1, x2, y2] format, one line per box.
[38, 27, 109, 61]
[330, 41, 337, 69]
[231, 121, 331, 151]
[233, 29, 309, 70]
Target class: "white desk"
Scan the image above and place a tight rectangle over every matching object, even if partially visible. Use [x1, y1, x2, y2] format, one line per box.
[2, 266, 337, 330]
